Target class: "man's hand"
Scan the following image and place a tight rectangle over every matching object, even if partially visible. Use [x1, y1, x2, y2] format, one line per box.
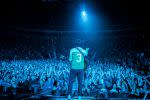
[86, 48, 89, 51]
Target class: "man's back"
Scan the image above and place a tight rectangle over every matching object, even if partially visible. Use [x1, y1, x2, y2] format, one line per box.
[69, 47, 88, 69]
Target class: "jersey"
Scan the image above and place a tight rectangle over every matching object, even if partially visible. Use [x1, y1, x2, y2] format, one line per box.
[72, 51, 84, 69]
[69, 47, 88, 69]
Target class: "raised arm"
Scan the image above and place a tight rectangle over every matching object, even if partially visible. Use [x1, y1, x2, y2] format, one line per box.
[78, 47, 89, 56]
[69, 49, 73, 61]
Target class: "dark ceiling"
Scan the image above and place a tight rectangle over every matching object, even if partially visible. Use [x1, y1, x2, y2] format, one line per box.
[0, 0, 149, 42]
[0, 0, 149, 28]
[0, 0, 149, 59]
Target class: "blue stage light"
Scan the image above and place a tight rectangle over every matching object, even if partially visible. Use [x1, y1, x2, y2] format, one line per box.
[82, 10, 86, 16]
[81, 10, 88, 22]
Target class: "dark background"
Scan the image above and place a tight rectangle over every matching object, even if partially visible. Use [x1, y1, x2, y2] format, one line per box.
[0, 0, 149, 60]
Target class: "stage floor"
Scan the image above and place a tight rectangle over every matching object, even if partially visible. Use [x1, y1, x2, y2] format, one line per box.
[1, 93, 148, 100]
[0, 94, 124, 100]
[39, 95, 124, 100]
[41, 95, 95, 100]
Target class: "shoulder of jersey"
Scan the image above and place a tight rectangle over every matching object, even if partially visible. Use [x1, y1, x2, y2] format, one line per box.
[71, 48, 78, 51]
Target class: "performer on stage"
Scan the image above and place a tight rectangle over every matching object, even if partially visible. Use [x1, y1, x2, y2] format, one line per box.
[68, 46, 89, 100]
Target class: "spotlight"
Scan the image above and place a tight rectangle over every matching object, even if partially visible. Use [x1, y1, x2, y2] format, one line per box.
[82, 11, 87, 16]
[81, 10, 88, 22]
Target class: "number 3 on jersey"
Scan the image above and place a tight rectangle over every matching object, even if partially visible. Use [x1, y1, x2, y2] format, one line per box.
[76, 54, 82, 62]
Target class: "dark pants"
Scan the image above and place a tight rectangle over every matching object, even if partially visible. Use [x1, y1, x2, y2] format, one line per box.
[68, 69, 84, 96]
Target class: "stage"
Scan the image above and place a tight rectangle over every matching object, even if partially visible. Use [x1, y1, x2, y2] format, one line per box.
[31, 95, 124, 100]
[1, 93, 149, 100]
[41, 95, 95, 100]
[0, 94, 126, 100]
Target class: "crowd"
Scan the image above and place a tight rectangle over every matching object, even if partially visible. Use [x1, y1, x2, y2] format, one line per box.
[0, 59, 149, 97]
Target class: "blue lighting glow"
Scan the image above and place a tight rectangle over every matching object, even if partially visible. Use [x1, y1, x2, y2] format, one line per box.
[82, 11, 86, 16]
[81, 10, 88, 22]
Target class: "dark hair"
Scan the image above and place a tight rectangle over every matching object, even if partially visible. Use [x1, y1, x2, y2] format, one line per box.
[45, 77, 49, 81]
[73, 39, 87, 48]
[74, 41, 82, 47]
[53, 80, 57, 86]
